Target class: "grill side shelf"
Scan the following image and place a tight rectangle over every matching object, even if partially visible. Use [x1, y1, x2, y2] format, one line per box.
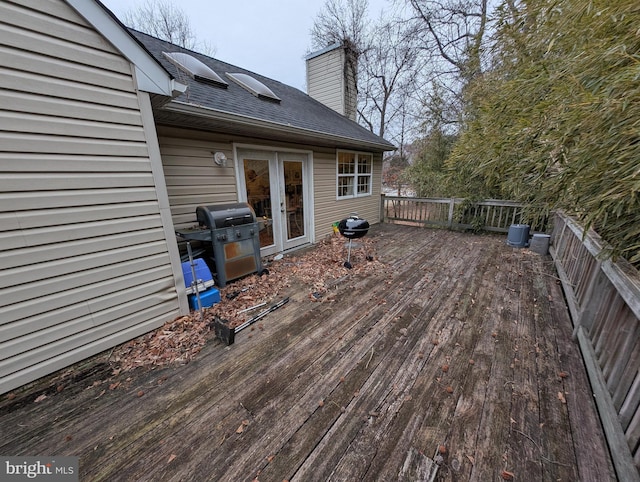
[175, 229, 213, 242]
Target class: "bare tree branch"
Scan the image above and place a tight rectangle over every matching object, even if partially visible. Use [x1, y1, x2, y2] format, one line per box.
[310, 0, 369, 53]
[123, 0, 216, 56]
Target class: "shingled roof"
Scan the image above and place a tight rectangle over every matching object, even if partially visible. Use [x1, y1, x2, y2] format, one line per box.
[129, 29, 395, 152]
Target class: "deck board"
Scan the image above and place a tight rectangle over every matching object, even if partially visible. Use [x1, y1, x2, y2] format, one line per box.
[0, 224, 617, 481]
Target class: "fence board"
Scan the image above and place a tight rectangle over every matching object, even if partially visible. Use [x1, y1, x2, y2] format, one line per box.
[381, 196, 546, 233]
[620, 372, 640, 430]
[551, 212, 640, 481]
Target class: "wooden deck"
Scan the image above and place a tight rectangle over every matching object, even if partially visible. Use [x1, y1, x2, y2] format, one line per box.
[0, 224, 616, 481]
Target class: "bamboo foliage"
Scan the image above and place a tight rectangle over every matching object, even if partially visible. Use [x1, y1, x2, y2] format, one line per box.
[447, 0, 640, 266]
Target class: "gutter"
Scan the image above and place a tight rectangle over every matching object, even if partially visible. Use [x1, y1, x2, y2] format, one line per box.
[164, 101, 396, 152]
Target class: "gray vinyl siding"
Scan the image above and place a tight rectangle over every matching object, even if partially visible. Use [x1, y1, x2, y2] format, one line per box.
[0, 0, 181, 394]
[156, 126, 239, 230]
[313, 150, 382, 242]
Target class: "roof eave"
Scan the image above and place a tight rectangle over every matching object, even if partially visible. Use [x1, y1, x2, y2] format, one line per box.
[164, 101, 396, 152]
[66, 0, 186, 97]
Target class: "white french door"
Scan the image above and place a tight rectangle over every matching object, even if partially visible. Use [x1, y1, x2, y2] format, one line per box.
[237, 149, 310, 256]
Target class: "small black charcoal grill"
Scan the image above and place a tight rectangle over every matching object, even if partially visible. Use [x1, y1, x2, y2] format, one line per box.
[338, 213, 370, 269]
[176, 203, 265, 287]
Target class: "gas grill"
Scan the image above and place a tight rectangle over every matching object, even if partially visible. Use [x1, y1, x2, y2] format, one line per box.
[176, 203, 264, 287]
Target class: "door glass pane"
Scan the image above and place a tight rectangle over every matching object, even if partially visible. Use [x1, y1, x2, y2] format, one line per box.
[284, 161, 304, 240]
[244, 159, 274, 248]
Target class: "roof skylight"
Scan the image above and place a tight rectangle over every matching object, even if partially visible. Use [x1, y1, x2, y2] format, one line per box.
[162, 52, 228, 88]
[226, 72, 281, 103]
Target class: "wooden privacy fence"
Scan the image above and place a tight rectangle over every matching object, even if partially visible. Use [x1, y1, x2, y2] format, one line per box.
[551, 212, 640, 481]
[381, 195, 547, 233]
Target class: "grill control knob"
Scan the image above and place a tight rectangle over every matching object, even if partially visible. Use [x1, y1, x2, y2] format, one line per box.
[236, 230, 241, 238]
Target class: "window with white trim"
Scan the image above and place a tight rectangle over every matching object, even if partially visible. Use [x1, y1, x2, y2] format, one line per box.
[337, 151, 372, 198]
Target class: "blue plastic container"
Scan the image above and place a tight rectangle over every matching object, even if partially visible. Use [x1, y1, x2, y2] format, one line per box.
[181, 258, 213, 288]
[507, 224, 530, 247]
[188, 287, 221, 310]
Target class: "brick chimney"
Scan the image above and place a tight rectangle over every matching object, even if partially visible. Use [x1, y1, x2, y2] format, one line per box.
[305, 42, 357, 121]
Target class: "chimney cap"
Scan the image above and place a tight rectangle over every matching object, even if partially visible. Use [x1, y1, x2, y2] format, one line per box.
[305, 42, 343, 61]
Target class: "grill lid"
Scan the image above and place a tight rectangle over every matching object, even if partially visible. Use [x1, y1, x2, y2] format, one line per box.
[338, 214, 369, 239]
[196, 203, 256, 229]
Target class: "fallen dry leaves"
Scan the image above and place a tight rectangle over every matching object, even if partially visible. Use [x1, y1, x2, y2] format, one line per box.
[110, 233, 386, 373]
[236, 419, 250, 434]
[501, 470, 515, 480]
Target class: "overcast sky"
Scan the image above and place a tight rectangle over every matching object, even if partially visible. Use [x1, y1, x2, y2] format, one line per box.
[101, 0, 391, 92]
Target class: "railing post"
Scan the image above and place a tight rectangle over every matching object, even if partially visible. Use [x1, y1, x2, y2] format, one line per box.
[448, 198, 455, 228]
[380, 193, 386, 223]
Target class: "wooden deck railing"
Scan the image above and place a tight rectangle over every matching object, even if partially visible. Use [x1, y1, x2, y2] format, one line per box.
[380, 195, 547, 233]
[551, 212, 640, 481]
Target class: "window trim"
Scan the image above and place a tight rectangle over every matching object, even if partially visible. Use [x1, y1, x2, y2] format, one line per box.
[336, 150, 373, 199]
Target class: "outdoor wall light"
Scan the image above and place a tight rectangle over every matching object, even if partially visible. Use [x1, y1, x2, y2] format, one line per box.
[213, 151, 227, 167]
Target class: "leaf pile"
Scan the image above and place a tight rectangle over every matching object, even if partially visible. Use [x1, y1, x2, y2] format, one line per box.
[112, 233, 386, 372]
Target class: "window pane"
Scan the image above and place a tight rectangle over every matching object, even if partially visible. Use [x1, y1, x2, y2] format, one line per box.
[357, 175, 370, 194]
[338, 152, 355, 174]
[358, 155, 372, 173]
[338, 176, 354, 197]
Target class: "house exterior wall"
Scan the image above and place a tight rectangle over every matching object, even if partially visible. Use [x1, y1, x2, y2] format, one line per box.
[156, 127, 239, 230]
[155, 127, 382, 245]
[313, 149, 383, 242]
[0, 0, 183, 394]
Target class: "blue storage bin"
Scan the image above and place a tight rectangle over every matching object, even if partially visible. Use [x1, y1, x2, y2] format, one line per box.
[188, 287, 221, 310]
[181, 258, 213, 291]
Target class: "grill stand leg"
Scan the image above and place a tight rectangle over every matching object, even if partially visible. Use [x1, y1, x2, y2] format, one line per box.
[344, 239, 353, 269]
